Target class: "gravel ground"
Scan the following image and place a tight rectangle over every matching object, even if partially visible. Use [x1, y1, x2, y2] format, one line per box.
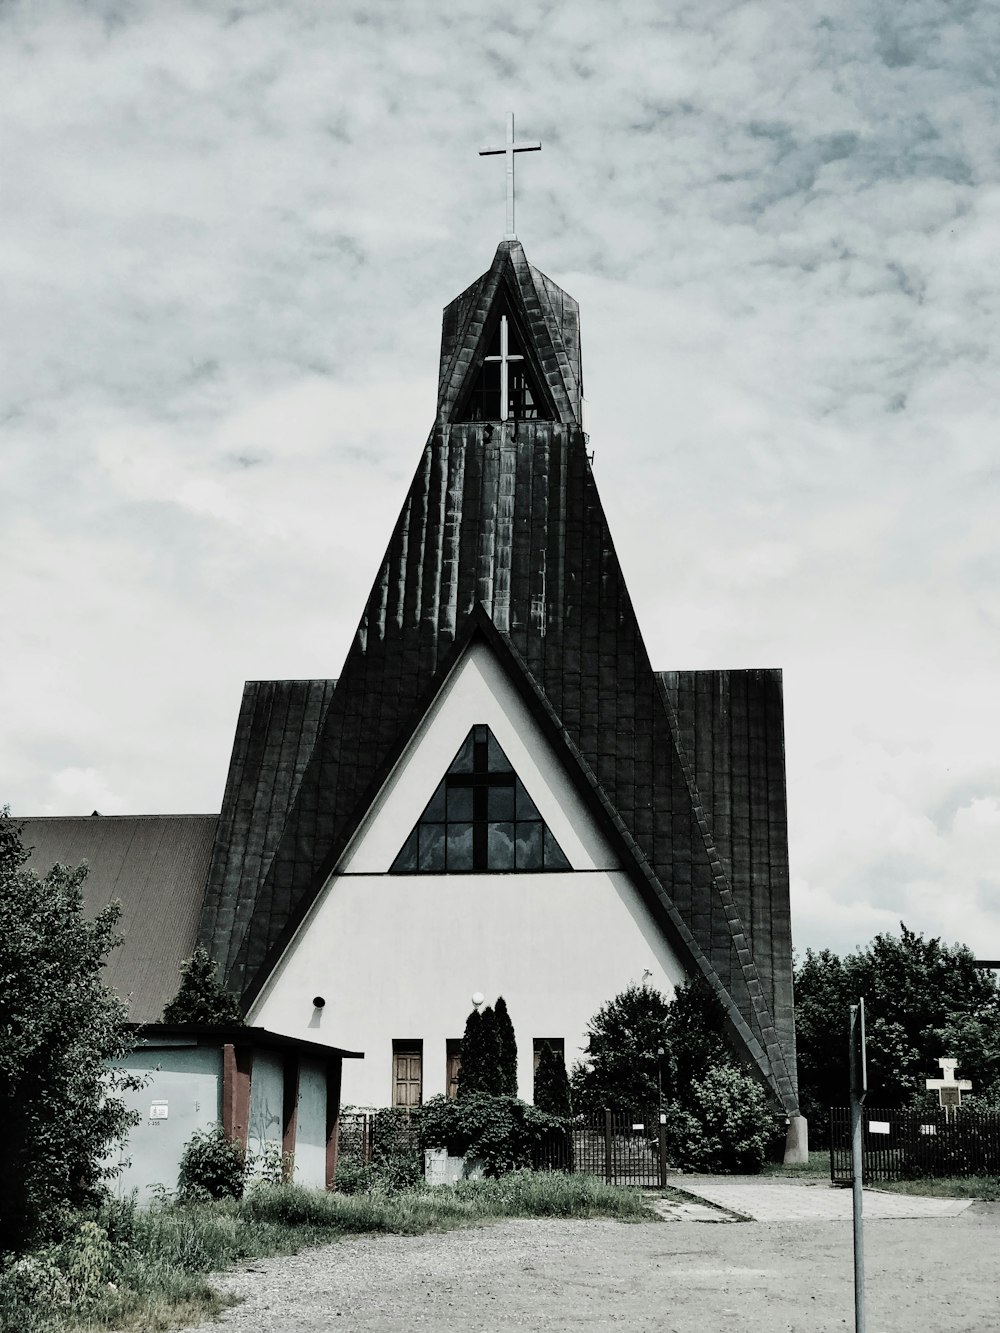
[170, 1202, 1000, 1333]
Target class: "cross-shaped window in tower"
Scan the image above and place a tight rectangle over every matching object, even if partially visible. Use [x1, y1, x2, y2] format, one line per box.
[457, 310, 549, 423]
[390, 724, 571, 873]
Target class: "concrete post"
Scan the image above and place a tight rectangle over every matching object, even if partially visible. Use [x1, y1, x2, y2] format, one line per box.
[783, 1115, 809, 1164]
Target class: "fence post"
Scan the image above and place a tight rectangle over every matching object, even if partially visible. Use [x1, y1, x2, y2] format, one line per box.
[604, 1108, 613, 1184]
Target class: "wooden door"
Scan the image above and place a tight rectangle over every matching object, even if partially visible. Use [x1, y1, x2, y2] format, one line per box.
[446, 1039, 462, 1099]
[392, 1047, 422, 1107]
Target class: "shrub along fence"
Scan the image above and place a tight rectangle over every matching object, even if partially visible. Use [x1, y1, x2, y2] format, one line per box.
[829, 1105, 1000, 1183]
[339, 1108, 668, 1187]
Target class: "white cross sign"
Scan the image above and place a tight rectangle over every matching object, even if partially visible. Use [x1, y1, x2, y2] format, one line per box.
[479, 113, 541, 241]
[925, 1057, 972, 1109]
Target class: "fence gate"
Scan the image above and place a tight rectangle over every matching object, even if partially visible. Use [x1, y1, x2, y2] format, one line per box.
[536, 1109, 667, 1187]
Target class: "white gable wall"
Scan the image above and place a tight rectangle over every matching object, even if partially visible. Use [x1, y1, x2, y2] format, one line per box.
[250, 640, 685, 1107]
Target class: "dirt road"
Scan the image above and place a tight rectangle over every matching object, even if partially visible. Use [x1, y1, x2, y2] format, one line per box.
[174, 1201, 1000, 1332]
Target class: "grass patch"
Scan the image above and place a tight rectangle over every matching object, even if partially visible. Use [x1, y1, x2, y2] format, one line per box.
[869, 1175, 1000, 1202]
[0, 1172, 654, 1332]
[762, 1152, 831, 1179]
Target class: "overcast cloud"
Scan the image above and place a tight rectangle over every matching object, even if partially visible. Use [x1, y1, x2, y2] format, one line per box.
[2, 0, 998, 958]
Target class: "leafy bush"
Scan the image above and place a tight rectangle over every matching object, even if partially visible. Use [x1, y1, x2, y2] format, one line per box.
[177, 1127, 246, 1202]
[665, 1065, 774, 1173]
[333, 1159, 380, 1195]
[0, 811, 138, 1253]
[418, 1093, 565, 1177]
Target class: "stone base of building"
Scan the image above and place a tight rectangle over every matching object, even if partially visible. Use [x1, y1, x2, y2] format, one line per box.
[783, 1115, 809, 1164]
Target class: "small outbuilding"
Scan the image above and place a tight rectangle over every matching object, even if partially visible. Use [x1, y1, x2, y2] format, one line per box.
[111, 1024, 362, 1202]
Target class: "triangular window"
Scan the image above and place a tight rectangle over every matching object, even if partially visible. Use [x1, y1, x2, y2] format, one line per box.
[390, 725, 571, 873]
[455, 305, 550, 423]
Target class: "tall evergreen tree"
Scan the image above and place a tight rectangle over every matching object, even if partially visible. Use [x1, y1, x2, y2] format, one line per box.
[534, 1043, 572, 1117]
[163, 946, 244, 1025]
[457, 1008, 486, 1098]
[493, 995, 518, 1096]
[478, 1004, 504, 1095]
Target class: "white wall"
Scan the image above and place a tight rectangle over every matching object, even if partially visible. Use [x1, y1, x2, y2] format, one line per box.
[251, 640, 686, 1107]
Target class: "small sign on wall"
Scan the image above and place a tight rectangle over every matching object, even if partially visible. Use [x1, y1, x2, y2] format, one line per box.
[149, 1101, 169, 1120]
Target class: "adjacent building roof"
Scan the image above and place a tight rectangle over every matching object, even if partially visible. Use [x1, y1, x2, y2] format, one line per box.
[197, 240, 800, 1114]
[21, 814, 217, 1024]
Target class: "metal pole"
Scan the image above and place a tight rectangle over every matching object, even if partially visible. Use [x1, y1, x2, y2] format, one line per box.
[604, 1108, 613, 1184]
[850, 1000, 867, 1333]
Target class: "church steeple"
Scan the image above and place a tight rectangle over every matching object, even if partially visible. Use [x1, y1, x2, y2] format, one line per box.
[437, 241, 583, 427]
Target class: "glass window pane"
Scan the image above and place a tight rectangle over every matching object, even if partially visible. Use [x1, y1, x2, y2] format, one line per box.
[446, 784, 474, 820]
[514, 779, 540, 820]
[487, 822, 515, 870]
[486, 733, 513, 773]
[448, 734, 474, 774]
[446, 823, 474, 871]
[543, 827, 570, 870]
[392, 829, 418, 873]
[515, 821, 543, 870]
[419, 823, 446, 872]
[423, 781, 447, 821]
[487, 784, 515, 820]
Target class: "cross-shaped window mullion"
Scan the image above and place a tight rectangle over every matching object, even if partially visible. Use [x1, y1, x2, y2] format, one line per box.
[483, 315, 524, 422]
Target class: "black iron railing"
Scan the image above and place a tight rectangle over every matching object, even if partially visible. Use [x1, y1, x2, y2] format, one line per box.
[830, 1105, 1000, 1183]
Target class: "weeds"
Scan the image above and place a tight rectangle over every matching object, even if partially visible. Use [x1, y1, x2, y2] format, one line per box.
[0, 1172, 654, 1332]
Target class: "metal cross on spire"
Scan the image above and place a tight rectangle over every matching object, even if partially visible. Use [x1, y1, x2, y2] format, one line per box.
[479, 113, 541, 241]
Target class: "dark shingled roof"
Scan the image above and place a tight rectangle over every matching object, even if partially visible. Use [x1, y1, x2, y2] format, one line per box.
[198, 240, 799, 1114]
[21, 815, 217, 1024]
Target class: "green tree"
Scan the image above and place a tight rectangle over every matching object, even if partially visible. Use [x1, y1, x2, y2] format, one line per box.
[533, 1042, 572, 1118]
[0, 811, 137, 1252]
[477, 1004, 503, 1095]
[457, 1008, 487, 1098]
[162, 946, 244, 1025]
[795, 924, 1000, 1130]
[493, 995, 518, 1096]
[570, 983, 672, 1110]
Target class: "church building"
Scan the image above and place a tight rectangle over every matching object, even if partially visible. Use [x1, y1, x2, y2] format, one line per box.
[23, 170, 803, 1148]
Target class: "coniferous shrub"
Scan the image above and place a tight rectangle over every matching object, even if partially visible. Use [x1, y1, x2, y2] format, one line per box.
[162, 947, 244, 1025]
[493, 996, 518, 1096]
[457, 1009, 486, 1098]
[478, 1005, 503, 1095]
[534, 1043, 572, 1118]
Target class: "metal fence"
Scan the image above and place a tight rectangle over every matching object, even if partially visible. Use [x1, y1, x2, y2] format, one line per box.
[338, 1107, 667, 1186]
[338, 1110, 420, 1164]
[829, 1105, 1000, 1183]
[536, 1109, 668, 1187]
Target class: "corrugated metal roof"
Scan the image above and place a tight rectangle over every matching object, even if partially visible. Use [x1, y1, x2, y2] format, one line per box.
[196, 241, 799, 1115]
[21, 815, 217, 1024]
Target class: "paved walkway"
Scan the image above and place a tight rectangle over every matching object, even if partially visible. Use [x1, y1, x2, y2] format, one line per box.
[670, 1174, 974, 1221]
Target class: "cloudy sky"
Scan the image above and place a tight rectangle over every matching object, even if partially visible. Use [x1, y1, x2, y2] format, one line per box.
[3, 0, 998, 959]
